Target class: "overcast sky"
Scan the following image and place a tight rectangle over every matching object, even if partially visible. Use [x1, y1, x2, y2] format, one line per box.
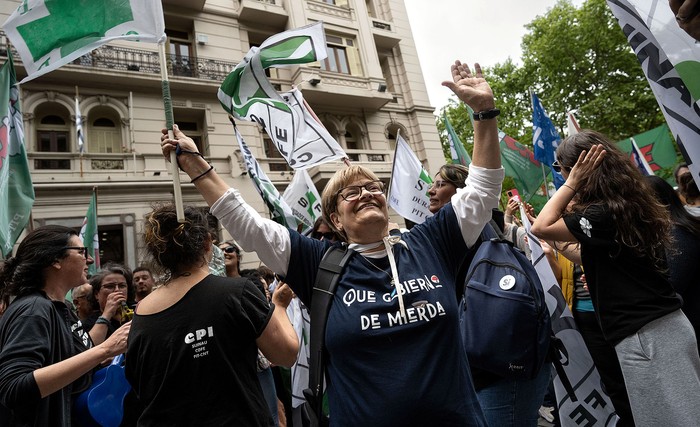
[404, 0, 585, 113]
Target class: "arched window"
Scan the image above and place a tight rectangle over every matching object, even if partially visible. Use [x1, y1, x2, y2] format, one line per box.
[35, 104, 71, 169]
[88, 107, 123, 153]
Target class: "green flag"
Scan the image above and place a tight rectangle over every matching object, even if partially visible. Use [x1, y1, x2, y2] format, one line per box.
[3, 0, 165, 83]
[0, 55, 35, 258]
[498, 131, 546, 204]
[616, 124, 677, 177]
[79, 189, 100, 274]
[444, 112, 471, 166]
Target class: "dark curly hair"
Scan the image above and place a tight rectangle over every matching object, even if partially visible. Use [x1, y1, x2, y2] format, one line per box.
[144, 204, 211, 280]
[0, 225, 77, 306]
[555, 130, 671, 268]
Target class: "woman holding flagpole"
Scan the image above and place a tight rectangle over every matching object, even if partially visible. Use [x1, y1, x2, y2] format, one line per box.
[160, 60, 504, 426]
[531, 130, 700, 426]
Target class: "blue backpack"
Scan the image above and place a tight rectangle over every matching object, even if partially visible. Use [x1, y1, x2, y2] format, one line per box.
[459, 222, 551, 379]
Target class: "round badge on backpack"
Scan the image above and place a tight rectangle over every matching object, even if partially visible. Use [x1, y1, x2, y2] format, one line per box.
[499, 275, 516, 290]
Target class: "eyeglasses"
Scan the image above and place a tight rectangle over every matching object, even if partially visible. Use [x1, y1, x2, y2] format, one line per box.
[101, 282, 128, 292]
[64, 246, 89, 259]
[72, 295, 86, 305]
[222, 246, 239, 254]
[429, 180, 452, 190]
[552, 160, 568, 173]
[336, 180, 385, 202]
[312, 231, 336, 241]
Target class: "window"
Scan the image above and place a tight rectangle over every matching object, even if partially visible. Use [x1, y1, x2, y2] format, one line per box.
[89, 114, 122, 154]
[167, 29, 194, 78]
[35, 108, 71, 169]
[320, 35, 361, 76]
[263, 135, 291, 172]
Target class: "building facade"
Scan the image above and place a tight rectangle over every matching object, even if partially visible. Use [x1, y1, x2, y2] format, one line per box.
[0, 0, 444, 270]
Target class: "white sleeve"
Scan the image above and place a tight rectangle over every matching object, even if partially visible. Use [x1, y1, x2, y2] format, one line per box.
[450, 165, 505, 248]
[209, 188, 291, 275]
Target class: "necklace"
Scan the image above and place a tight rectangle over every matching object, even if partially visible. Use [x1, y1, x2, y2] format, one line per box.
[360, 255, 394, 285]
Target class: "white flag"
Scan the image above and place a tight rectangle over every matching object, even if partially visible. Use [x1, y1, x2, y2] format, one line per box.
[75, 96, 84, 154]
[282, 169, 322, 232]
[218, 23, 346, 170]
[566, 111, 581, 137]
[607, 0, 700, 182]
[2, 0, 166, 84]
[520, 209, 619, 427]
[234, 127, 298, 229]
[388, 134, 433, 224]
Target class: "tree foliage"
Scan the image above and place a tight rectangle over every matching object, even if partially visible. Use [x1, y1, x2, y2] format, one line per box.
[436, 0, 665, 159]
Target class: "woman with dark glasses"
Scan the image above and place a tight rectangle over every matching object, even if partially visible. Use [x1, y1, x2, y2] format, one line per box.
[218, 240, 242, 278]
[0, 225, 130, 427]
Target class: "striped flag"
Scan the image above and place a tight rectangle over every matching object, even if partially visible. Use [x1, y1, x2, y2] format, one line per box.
[234, 126, 298, 228]
[629, 137, 654, 175]
[218, 23, 346, 170]
[566, 111, 581, 136]
[607, 0, 700, 183]
[388, 133, 433, 224]
[75, 96, 85, 154]
[79, 189, 100, 274]
[0, 55, 34, 257]
[2, 0, 166, 83]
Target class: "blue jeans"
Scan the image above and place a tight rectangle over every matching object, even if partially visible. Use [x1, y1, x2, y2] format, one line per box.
[476, 363, 551, 427]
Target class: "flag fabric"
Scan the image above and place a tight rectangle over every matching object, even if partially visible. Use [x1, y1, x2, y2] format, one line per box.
[282, 169, 322, 232]
[0, 55, 34, 258]
[629, 137, 654, 175]
[234, 126, 298, 228]
[75, 96, 84, 154]
[388, 134, 433, 224]
[218, 23, 346, 170]
[532, 93, 565, 189]
[2, 0, 166, 84]
[498, 130, 546, 203]
[520, 209, 619, 427]
[607, 0, 700, 183]
[616, 124, 677, 176]
[79, 190, 100, 274]
[443, 112, 471, 166]
[566, 111, 581, 137]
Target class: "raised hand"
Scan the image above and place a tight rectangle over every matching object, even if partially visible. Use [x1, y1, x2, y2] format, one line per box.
[160, 124, 199, 161]
[670, 0, 700, 41]
[566, 144, 607, 189]
[441, 61, 495, 112]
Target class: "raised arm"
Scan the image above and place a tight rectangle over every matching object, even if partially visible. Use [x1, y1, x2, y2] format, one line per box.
[160, 125, 292, 274]
[442, 61, 505, 246]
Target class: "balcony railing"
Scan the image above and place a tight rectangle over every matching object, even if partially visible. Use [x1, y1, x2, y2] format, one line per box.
[72, 45, 238, 82]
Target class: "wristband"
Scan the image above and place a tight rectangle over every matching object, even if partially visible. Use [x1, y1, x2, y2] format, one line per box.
[96, 316, 110, 325]
[562, 183, 577, 193]
[191, 165, 214, 183]
[472, 108, 500, 121]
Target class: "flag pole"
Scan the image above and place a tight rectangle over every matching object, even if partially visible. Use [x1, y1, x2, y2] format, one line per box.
[530, 88, 550, 201]
[157, 43, 185, 223]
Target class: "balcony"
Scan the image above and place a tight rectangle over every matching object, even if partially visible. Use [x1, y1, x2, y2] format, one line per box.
[371, 19, 401, 49]
[238, 0, 288, 29]
[292, 67, 393, 110]
[163, 0, 206, 12]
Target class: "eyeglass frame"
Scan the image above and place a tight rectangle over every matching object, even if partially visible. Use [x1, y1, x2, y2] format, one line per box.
[552, 160, 570, 173]
[64, 246, 89, 259]
[311, 231, 336, 241]
[72, 295, 87, 305]
[100, 282, 129, 292]
[222, 246, 240, 255]
[336, 180, 386, 202]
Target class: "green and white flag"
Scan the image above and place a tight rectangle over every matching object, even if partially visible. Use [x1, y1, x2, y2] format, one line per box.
[79, 189, 100, 274]
[498, 130, 546, 204]
[388, 134, 433, 224]
[282, 169, 322, 233]
[2, 0, 166, 83]
[75, 95, 84, 154]
[234, 126, 298, 229]
[218, 23, 346, 170]
[0, 55, 35, 258]
[444, 112, 471, 167]
[607, 0, 700, 182]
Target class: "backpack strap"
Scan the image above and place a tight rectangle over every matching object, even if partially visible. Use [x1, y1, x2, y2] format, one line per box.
[303, 245, 354, 427]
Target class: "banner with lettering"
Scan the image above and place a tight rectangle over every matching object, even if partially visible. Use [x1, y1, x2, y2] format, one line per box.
[388, 134, 433, 224]
[607, 0, 700, 182]
[282, 168, 322, 232]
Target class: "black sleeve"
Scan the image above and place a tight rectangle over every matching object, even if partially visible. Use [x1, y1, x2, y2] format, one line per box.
[238, 280, 274, 339]
[0, 314, 47, 408]
[563, 204, 615, 247]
